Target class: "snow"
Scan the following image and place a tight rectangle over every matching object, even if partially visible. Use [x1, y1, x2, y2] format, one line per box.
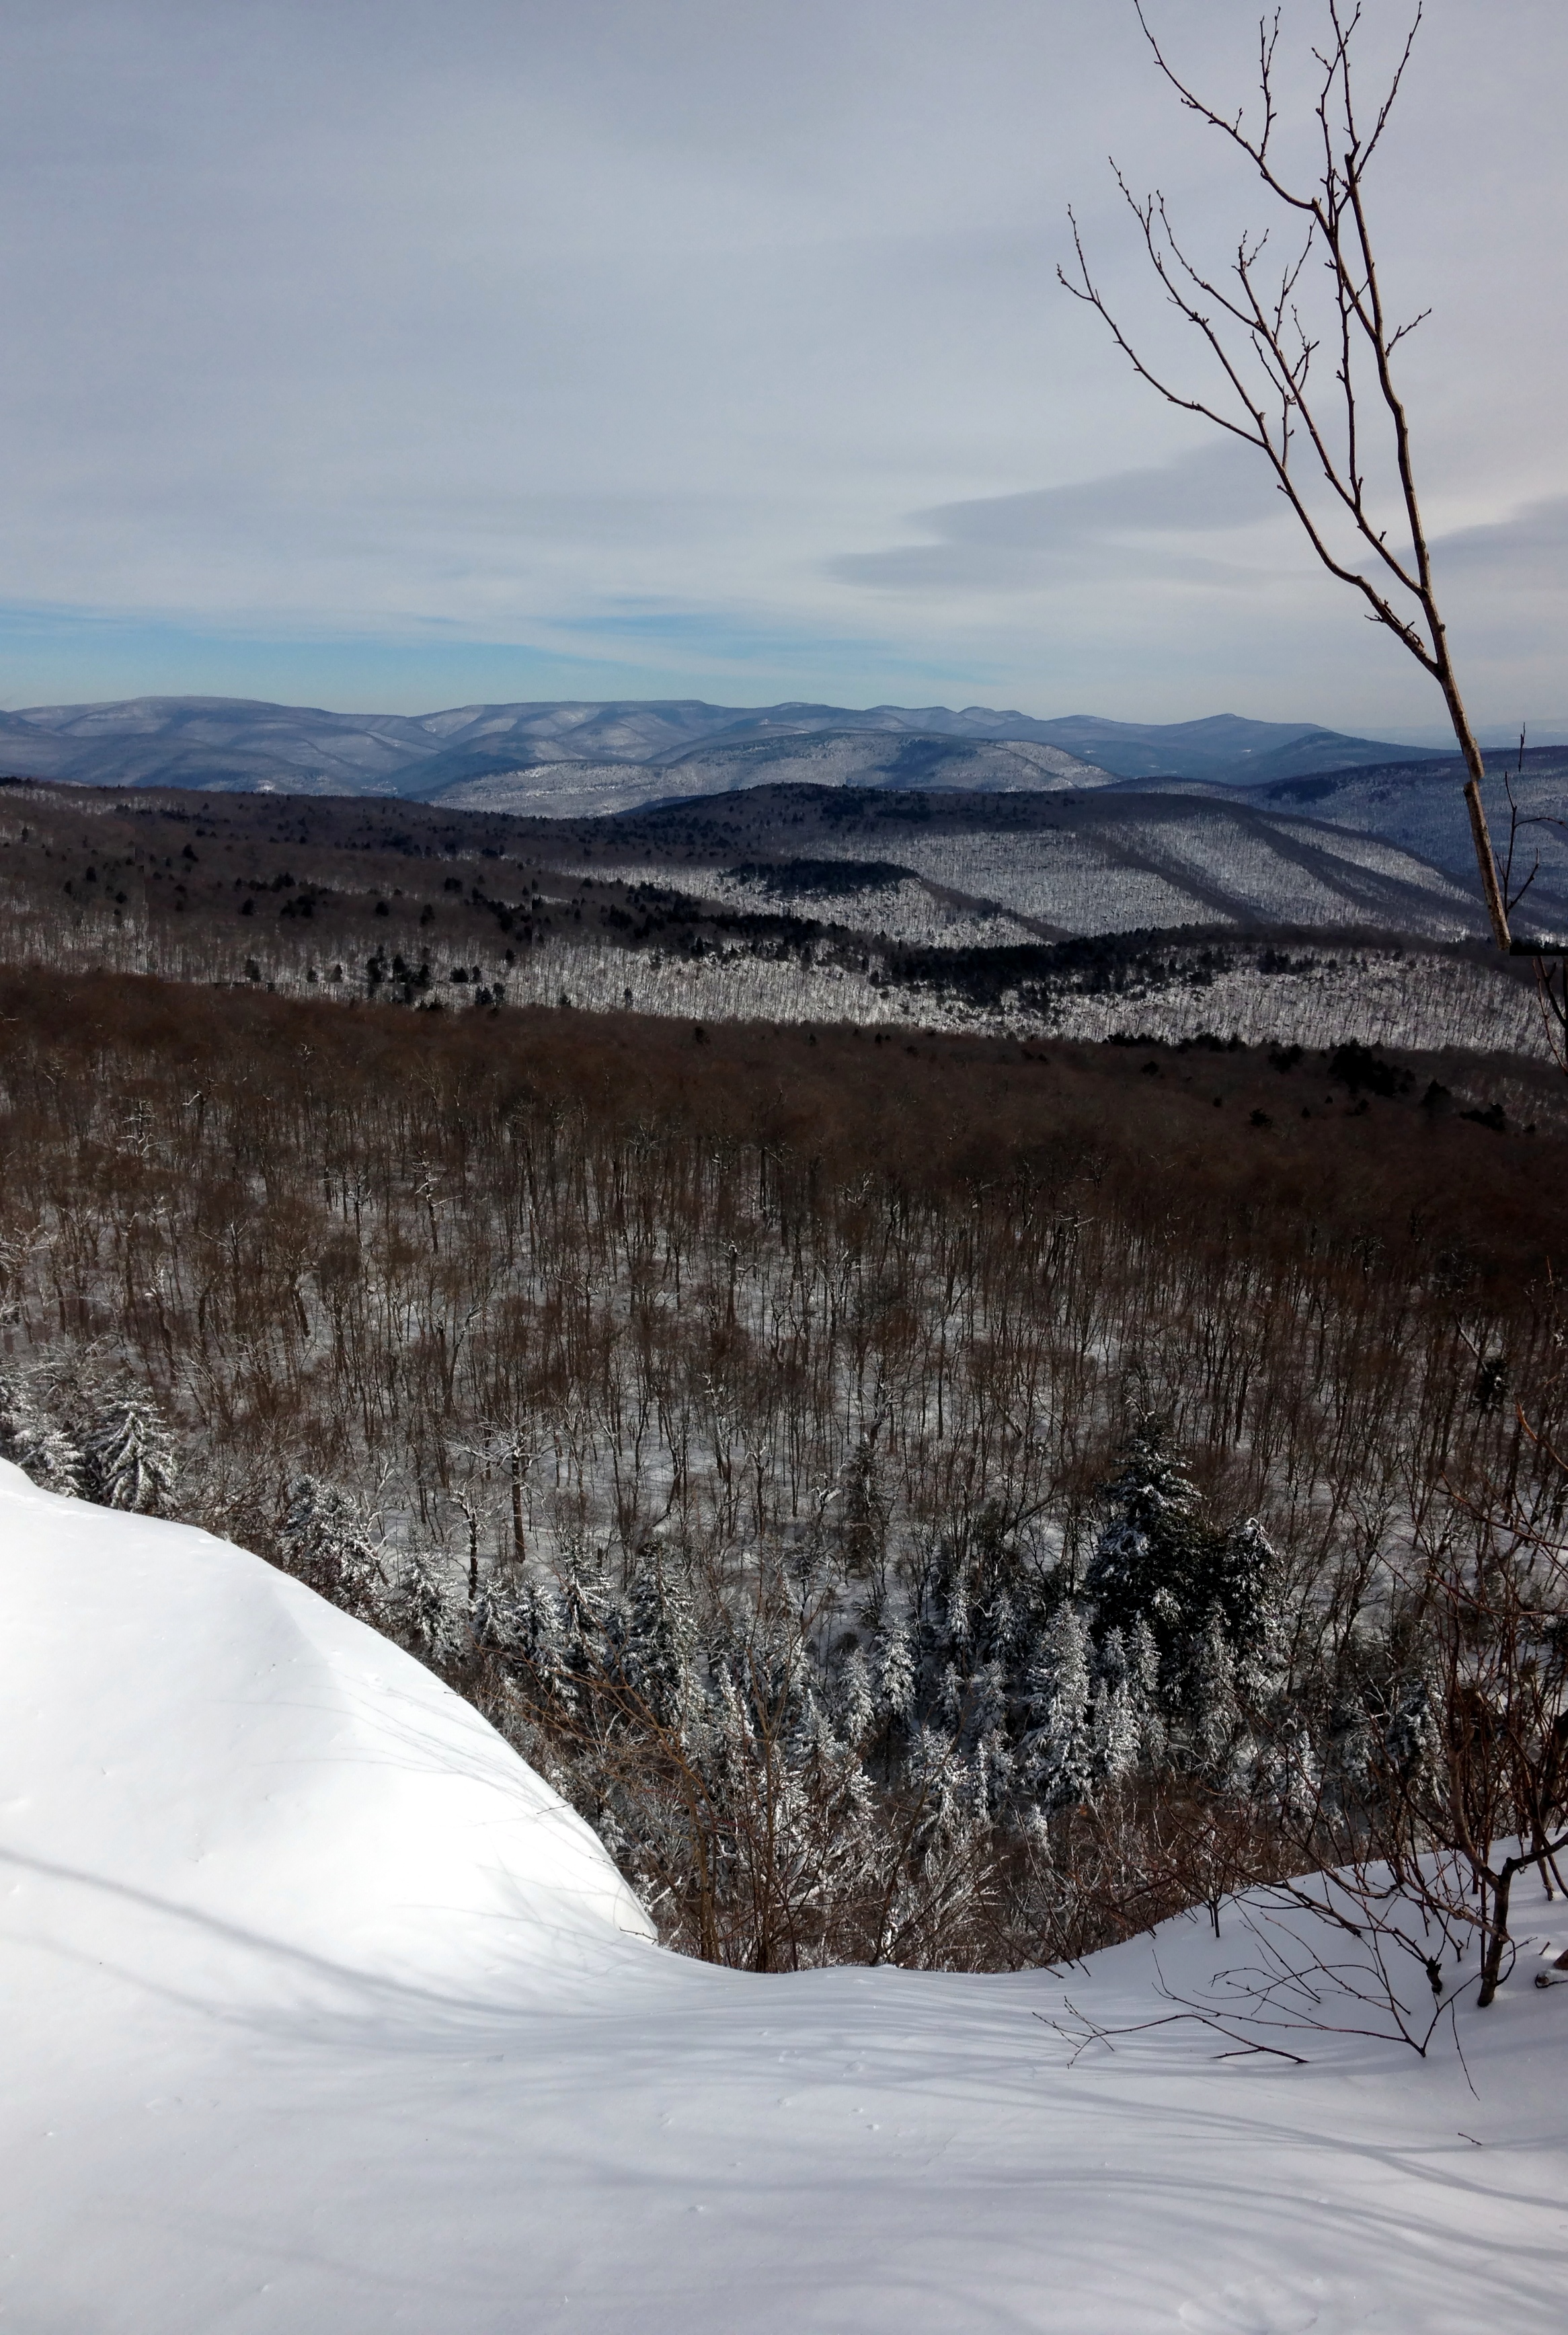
[3, 1455, 1565, 2332]
[560, 861, 1040, 949]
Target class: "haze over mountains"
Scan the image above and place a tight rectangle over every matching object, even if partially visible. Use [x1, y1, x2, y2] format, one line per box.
[0, 694, 1443, 809]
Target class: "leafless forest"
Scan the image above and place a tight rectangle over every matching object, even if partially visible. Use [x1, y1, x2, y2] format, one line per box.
[1, 777, 1553, 1069]
[3, 940, 1565, 1977]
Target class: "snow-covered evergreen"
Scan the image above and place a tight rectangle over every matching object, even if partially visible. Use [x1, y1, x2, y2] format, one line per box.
[1022, 1602, 1095, 1808]
[1083, 1418, 1204, 1649]
[393, 1545, 462, 1665]
[81, 1390, 178, 1517]
[1080, 1419, 1286, 1776]
[0, 1369, 82, 1496]
[280, 1475, 386, 1619]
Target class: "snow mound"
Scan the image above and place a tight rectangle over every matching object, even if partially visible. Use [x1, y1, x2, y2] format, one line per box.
[0, 1457, 652, 2005]
[4, 1459, 1566, 2334]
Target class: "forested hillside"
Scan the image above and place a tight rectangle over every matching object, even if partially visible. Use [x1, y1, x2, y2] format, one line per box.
[1, 777, 1553, 1061]
[3, 966, 1563, 1968]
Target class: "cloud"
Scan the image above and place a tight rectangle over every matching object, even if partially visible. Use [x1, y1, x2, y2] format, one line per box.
[1431, 496, 1568, 593]
[832, 442, 1285, 592]
[542, 602, 962, 683]
[1, 1, 1566, 719]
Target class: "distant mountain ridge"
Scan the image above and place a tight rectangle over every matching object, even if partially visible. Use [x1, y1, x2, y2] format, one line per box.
[0, 693, 1441, 806]
[517, 777, 1500, 944]
[1228, 745, 1568, 919]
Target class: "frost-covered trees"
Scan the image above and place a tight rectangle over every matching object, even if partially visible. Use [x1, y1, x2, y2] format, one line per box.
[0, 1370, 82, 1496]
[0, 1344, 1307, 1968]
[280, 1476, 386, 1618]
[621, 1556, 699, 1734]
[1, 1373, 182, 1519]
[450, 1418, 1304, 1969]
[81, 1391, 179, 1516]
[392, 1545, 462, 1664]
[466, 1543, 1008, 1968]
[1083, 1417, 1283, 1775]
[1023, 1602, 1094, 1807]
[1084, 1421, 1206, 1650]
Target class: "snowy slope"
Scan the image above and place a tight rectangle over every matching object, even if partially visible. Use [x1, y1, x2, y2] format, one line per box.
[680, 802, 1487, 938]
[4, 1457, 1566, 2334]
[422, 731, 1109, 815]
[1233, 752, 1568, 921]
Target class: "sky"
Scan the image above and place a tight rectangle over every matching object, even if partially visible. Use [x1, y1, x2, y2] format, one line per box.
[1, 0, 1565, 736]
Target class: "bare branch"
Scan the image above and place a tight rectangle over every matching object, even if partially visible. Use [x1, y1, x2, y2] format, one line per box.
[1066, 3, 1516, 950]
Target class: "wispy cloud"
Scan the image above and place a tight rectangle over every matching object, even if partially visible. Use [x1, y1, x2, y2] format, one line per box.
[545, 603, 946, 677]
[0, 1, 1564, 719]
[1431, 496, 1568, 592]
[832, 443, 1284, 592]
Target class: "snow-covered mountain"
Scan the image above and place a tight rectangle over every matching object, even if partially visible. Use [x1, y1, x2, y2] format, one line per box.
[1224, 746, 1568, 915]
[0, 693, 1435, 803]
[3, 1457, 1565, 2332]
[539, 781, 1528, 942]
[986, 710, 1448, 785]
[434, 728, 1109, 814]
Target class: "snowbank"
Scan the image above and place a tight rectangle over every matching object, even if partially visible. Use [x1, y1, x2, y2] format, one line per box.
[0, 1457, 652, 1996]
[3, 1459, 1565, 2332]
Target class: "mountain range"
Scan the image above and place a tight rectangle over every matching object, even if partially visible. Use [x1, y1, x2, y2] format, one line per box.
[0, 695, 1444, 808]
[514, 779, 1505, 944]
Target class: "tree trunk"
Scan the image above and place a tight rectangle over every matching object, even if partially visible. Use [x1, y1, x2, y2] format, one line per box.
[1477, 1856, 1520, 2007]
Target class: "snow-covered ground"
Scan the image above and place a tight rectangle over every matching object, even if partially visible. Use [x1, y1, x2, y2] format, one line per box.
[1041, 948, 1548, 1056]
[789, 818, 1483, 940]
[491, 935, 1551, 1061]
[1237, 758, 1568, 913]
[559, 862, 1041, 949]
[426, 731, 1107, 816]
[807, 826, 1213, 934]
[4, 1457, 1565, 2333]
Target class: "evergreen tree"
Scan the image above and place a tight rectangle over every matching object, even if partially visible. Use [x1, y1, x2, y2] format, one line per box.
[0, 1370, 81, 1496]
[906, 1721, 970, 1847]
[975, 1723, 1016, 1819]
[512, 1576, 579, 1716]
[1090, 1625, 1141, 1786]
[1187, 1608, 1242, 1781]
[393, 1547, 461, 1666]
[556, 1539, 612, 1672]
[471, 1573, 526, 1658]
[622, 1556, 698, 1735]
[964, 1657, 1009, 1750]
[1021, 1601, 1095, 1809]
[1324, 1680, 1376, 1803]
[1256, 1720, 1321, 1821]
[1384, 1668, 1440, 1782]
[874, 1617, 915, 1721]
[1130, 1615, 1167, 1767]
[281, 1475, 385, 1618]
[1085, 1425, 1286, 1771]
[1212, 1517, 1285, 1706]
[1083, 1416, 1206, 1653]
[82, 1391, 178, 1517]
[834, 1644, 876, 1743]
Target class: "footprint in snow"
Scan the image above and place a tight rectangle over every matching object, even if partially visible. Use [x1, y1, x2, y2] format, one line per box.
[1178, 2276, 1327, 2334]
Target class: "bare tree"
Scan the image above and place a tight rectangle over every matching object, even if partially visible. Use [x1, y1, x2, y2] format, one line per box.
[1060, 3, 1551, 968]
[1376, 1441, 1568, 2007]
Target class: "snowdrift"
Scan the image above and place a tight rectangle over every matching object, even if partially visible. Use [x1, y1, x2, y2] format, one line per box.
[0, 1455, 652, 1994]
[3, 1457, 1565, 2333]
